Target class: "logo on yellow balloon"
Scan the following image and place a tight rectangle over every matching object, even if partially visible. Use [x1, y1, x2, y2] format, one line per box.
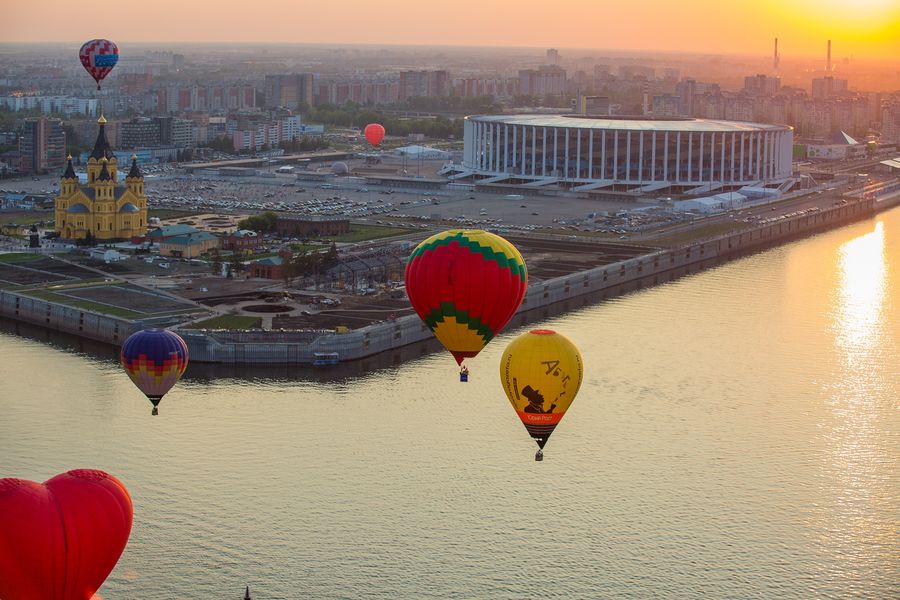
[500, 329, 583, 450]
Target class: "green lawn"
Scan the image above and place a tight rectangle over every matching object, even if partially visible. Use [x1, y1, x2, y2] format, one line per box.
[185, 315, 262, 329]
[20, 289, 143, 319]
[652, 221, 746, 246]
[327, 225, 410, 243]
[0, 212, 54, 227]
[0, 252, 41, 263]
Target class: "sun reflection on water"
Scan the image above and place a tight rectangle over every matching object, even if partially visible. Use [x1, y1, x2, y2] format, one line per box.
[817, 220, 894, 584]
[834, 221, 886, 358]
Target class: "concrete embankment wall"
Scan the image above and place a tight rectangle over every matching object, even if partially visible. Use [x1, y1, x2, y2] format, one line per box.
[0, 291, 135, 346]
[0, 198, 877, 363]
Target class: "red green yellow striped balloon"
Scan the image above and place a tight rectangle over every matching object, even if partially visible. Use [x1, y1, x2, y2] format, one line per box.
[405, 229, 528, 366]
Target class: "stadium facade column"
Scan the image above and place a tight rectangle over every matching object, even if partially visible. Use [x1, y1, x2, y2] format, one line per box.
[588, 130, 594, 179]
[664, 131, 669, 182]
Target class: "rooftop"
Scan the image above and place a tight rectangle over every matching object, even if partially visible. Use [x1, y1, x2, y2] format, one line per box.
[467, 114, 791, 133]
[163, 232, 218, 246]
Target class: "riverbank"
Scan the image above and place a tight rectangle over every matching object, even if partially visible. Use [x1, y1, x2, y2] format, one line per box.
[1, 195, 880, 365]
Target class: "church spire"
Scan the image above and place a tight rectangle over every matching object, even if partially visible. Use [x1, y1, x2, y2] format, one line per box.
[98, 158, 112, 181]
[62, 154, 76, 180]
[127, 154, 143, 179]
[90, 114, 115, 161]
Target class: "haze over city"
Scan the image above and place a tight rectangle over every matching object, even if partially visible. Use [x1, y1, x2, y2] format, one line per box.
[7, 0, 900, 58]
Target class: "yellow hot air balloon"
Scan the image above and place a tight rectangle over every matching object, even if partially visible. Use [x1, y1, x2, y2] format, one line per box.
[499, 329, 583, 461]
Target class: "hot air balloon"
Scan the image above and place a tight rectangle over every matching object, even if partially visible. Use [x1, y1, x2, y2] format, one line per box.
[79, 39, 119, 90]
[499, 329, 583, 461]
[0, 469, 133, 600]
[364, 123, 385, 147]
[120, 328, 189, 415]
[405, 229, 527, 376]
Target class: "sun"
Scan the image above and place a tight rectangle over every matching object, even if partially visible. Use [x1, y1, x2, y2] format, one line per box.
[763, 0, 899, 56]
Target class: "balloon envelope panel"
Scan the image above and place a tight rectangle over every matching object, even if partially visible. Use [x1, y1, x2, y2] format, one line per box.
[120, 328, 189, 401]
[78, 39, 119, 88]
[405, 229, 527, 364]
[500, 329, 583, 449]
[364, 123, 385, 146]
[0, 470, 133, 600]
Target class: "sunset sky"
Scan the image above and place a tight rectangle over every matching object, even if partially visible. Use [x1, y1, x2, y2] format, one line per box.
[6, 0, 899, 59]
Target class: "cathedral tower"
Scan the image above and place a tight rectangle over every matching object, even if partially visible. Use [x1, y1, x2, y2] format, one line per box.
[55, 116, 148, 241]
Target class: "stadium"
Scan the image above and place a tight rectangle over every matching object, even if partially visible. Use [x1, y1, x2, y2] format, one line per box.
[458, 115, 793, 195]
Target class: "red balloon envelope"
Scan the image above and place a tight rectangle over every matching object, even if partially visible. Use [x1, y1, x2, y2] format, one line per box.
[0, 469, 133, 600]
[79, 39, 119, 90]
[364, 123, 385, 146]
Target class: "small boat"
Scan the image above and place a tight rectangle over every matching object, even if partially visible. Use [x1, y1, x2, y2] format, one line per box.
[313, 352, 339, 366]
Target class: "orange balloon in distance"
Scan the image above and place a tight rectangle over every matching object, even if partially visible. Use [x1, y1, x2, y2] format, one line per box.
[499, 329, 583, 460]
[405, 229, 528, 368]
[364, 123, 385, 146]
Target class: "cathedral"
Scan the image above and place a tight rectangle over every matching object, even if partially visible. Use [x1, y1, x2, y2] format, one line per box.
[55, 115, 148, 241]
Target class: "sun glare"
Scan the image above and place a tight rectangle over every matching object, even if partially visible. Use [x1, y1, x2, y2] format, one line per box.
[764, 0, 900, 52]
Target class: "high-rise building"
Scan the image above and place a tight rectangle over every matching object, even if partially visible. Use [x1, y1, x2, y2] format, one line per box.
[574, 95, 610, 115]
[651, 94, 680, 117]
[519, 66, 566, 97]
[546, 48, 560, 65]
[159, 117, 194, 147]
[120, 118, 161, 149]
[19, 117, 66, 174]
[264, 74, 316, 109]
[812, 76, 848, 100]
[119, 117, 195, 149]
[881, 103, 900, 144]
[743, 74, 781, 95]
[398, 70, 450, 101]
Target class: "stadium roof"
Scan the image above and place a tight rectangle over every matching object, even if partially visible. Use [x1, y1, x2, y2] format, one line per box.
[467, 114, 791, 133]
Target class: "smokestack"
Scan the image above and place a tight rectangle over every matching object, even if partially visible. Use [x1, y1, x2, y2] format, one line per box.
[827, 40, 832, 72]
[642, 81, 650, 115]
[774, 38, 780, 70]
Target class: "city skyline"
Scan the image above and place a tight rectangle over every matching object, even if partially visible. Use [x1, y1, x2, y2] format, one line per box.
[6, 0, 900, 59]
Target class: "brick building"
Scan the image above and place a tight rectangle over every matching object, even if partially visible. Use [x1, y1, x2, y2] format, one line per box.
[276, 216, 350, 237]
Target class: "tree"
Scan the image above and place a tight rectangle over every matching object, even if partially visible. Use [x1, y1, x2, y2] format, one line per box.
[281, 252, 303, 289]
[237, 211, 279, 233]
[210, 248, 222, 276]
[229, 253, 243, 277]
[200, 136, 234, 153]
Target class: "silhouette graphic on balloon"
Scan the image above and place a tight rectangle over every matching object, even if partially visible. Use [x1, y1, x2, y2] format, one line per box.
[499, 329, 583, 461]
[0, 469, 133, 600]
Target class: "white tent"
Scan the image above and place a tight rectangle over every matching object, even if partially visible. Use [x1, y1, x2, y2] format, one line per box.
[393, 145, 450, 160]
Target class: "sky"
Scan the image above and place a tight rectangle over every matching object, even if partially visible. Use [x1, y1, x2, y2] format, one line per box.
[6, 0, 899, 60]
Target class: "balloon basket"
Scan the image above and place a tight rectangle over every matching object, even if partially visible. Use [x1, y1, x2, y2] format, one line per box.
[151, 406, 158, 416]
[535, 450, 544, 462]
[459, 373, 468, 383]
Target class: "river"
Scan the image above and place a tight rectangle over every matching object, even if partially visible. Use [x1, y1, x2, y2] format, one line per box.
[1, 209, 898, 598]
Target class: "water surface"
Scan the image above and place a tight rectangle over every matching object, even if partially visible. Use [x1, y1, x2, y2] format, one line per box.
[2, 211, 898, 598]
